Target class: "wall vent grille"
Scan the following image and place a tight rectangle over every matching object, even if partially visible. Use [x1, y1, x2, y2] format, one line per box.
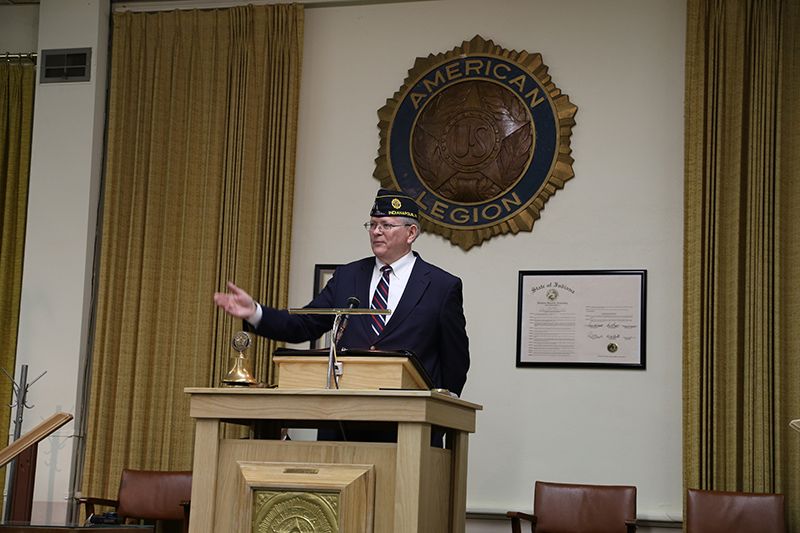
[40, 48, 92, 83]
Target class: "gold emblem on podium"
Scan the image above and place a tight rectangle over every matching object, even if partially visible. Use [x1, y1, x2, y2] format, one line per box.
[252, 490, 339, 533]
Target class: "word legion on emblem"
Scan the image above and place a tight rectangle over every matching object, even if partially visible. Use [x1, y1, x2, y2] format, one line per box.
[415, 190, 524, 225]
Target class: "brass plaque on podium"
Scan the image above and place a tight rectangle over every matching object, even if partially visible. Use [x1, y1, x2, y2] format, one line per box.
[236, 462, 375, 533]
[253, 491, 339, 532]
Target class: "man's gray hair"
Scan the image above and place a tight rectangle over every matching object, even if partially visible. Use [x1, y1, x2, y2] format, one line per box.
[398, 216, 421, 242]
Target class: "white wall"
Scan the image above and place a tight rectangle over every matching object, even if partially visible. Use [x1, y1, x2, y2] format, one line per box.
[291, 0, 685, 529]
[1, 0, 109, 522]
[0, 6, 39, 51]
[2, 0, 685, 530]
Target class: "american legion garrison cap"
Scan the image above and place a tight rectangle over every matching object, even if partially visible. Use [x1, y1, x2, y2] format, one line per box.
[370, 189, 419, 219]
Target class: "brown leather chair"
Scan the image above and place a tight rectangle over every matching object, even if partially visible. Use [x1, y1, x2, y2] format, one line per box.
[507, 481, 637, 533]
[685, 488, 787, 533]
[79, 469, 192, 533]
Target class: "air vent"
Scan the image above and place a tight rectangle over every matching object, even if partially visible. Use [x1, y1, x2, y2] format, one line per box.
[40, 48, 92, 83]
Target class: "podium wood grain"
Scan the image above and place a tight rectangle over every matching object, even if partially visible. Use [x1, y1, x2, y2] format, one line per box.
[273, 355, 431, 390]
[185, 388, 480, 533]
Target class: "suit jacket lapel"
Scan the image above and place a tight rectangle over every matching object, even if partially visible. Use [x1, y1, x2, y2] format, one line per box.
[354, 259, 376, 339]
[379, 255, 430, 339]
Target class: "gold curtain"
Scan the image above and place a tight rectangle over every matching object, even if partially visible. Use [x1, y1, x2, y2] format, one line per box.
[0, 61, 35, 457]
[684, 0, 800, 527]
[82, 4, 303, 503]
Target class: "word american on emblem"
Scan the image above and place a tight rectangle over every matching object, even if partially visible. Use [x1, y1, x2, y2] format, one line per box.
[374, 35, 578, 250]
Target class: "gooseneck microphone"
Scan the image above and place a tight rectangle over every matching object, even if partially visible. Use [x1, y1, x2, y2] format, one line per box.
[334, 296, 360, 344]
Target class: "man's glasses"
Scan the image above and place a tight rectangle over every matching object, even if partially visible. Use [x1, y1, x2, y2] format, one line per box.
[363, 222, 413, 232]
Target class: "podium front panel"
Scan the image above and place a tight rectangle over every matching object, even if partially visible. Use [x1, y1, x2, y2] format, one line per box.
[186, 388, 480, 533]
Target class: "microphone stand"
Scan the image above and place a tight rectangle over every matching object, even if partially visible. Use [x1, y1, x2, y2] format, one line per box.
[288, 307, 390, 389]
[328, 313, 343, 389]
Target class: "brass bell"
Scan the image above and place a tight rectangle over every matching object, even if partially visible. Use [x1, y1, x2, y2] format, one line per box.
[222, 331, 258, 386]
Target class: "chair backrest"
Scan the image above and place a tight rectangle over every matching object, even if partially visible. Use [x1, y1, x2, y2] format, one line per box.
[116, 469, 192, 521]
[533, 481, 636, 533]
[686, 488, 787, 533]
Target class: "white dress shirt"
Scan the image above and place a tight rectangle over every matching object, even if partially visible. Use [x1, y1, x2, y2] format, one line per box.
[370, 251, 416, 324]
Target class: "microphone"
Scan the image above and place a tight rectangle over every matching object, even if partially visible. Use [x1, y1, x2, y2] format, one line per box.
[334, 296, 360, 344]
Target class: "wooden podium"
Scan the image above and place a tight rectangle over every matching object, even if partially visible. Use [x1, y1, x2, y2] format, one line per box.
[272, 348, 434, 390]
[186, 385, 481, 532]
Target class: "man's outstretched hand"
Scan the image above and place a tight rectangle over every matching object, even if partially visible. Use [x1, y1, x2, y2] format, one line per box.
[214, 281, 258, 319]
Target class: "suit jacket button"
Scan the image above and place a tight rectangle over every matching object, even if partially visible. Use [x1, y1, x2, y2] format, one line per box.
[370, 345, 376, 350]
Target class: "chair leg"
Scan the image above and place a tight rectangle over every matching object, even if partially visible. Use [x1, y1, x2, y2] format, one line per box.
[181, 500, 190, 533]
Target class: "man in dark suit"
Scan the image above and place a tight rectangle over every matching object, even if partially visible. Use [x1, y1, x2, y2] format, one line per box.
[214, 188, 470, 397]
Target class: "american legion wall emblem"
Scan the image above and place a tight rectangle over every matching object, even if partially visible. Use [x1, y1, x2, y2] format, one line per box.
[374, 35, 578, 250]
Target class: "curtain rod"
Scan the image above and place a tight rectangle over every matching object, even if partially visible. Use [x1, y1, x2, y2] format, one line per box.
[2, 53, 37, 64]
[112, 0, 433, 13]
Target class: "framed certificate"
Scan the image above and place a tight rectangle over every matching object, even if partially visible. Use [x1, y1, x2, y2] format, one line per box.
[516, 270, 646, 368]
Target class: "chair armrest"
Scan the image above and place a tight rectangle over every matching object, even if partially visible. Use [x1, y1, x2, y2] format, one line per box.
[76, 497, 119, 519]
[625, 518, 638, 532]
[506, 511, 537, 533]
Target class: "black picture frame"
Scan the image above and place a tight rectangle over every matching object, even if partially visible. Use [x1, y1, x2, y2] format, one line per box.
[309, 264, 341, 349]
[516, 269, 647, 369]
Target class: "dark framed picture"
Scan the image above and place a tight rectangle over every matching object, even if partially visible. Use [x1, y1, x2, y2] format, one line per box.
[516, 270, 647, 369]
[310, 264, 340, 349]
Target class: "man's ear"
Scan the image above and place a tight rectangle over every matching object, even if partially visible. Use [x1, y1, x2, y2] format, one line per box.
[407, 223, 419, 244]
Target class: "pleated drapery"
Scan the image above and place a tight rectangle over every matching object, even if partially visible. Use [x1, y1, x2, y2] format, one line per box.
[81, 4, 303, 508]
[0, 60, 35, 468]
[683, 0, 800, 527]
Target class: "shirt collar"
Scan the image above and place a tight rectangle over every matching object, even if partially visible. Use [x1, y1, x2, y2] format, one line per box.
[376, 250, 415, 279]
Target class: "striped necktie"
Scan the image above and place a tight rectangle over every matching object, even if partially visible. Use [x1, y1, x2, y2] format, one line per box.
[370, 265, 392, 337]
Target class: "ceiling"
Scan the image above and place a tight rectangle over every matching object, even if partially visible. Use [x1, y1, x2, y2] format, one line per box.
[0, 0, 159, 3]
[0, 0, 194, 3]
[0, 0, 386, 3]
[0, 0, 418, 8]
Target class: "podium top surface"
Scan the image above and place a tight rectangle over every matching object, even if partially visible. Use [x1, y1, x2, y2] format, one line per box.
[185, 387, 481, 409]
[185, 388, 482, 432]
